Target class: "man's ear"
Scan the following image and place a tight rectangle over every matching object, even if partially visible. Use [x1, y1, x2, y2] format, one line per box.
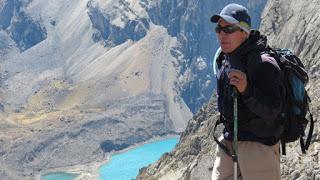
[241, 31, 250, 41]
[246, 32, 250, 38]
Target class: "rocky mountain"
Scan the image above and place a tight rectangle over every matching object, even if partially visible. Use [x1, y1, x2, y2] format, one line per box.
[0, 0, 267, 117]
[0, 0, 269, 178]
[137, 0, 320, 179]
[0, 0, 47, 52]
[0, 0, 189, 179]
[0, 0, 193, 131]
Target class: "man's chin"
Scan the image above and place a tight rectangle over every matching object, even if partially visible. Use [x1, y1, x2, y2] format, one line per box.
[221, 47, 232, 53]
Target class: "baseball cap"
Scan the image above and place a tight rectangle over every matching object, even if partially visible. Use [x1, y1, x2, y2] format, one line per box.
[210, 3, 251, 33]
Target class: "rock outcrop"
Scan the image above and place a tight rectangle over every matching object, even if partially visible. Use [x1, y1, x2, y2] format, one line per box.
[137, 0, 320, 179]
[0, 0, 47, 51]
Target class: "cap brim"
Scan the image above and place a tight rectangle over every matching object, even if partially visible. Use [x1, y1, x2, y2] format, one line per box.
[210, 14, 221, 23]
[210, 14, 239, 24]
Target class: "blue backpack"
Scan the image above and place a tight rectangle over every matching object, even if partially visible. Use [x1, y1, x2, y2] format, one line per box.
[268, 48, 314, 155]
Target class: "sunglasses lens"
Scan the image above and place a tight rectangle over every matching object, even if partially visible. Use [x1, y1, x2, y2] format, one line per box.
[215, 25, 240, 34]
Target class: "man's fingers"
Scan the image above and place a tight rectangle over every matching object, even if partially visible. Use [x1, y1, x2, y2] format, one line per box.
[227, 69, 247, 93]
[231, 78, 241, 84]
[229, 75, 243, 82]
[228, 70, 246, 80]
[229, 79, 238, 86]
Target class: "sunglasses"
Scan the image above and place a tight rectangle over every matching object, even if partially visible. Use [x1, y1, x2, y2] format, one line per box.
[215, 25, 241, 34]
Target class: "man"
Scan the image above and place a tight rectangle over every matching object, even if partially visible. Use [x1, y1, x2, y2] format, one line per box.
[211, 3, 284, 180]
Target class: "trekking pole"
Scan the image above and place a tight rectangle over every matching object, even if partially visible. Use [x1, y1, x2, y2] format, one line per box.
[232, 87, 239, 180]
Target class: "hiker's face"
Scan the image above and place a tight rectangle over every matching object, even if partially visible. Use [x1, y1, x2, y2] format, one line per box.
[216, 19, 249, 53]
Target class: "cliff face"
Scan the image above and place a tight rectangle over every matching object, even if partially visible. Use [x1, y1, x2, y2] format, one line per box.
[0, 0, 47, 52]
[137, 0, 320, 179]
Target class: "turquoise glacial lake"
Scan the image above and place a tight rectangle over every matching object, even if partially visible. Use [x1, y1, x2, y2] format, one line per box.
[99, 137, 179, 180]
[41, 172, 78, 180]
[41, 137, 179, 180]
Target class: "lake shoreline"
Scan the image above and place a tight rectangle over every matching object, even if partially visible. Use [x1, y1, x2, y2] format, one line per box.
[39, 134, 180, 180]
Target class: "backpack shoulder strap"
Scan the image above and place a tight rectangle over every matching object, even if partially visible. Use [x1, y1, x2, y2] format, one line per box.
[301, 106, 314, 153]
[260, 46, 282, 71]
[216, 51, 225, 69]
[213, 115, 232, 157]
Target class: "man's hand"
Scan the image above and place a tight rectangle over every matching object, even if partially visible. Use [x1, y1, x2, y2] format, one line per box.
[228, 69, 247, 93]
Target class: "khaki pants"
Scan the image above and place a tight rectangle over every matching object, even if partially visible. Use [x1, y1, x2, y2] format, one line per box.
[211, 136, 280, 180]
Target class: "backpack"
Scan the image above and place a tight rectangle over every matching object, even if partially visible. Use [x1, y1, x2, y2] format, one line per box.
[212, 47, 314, 156]
[266, 48, 314, 155]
